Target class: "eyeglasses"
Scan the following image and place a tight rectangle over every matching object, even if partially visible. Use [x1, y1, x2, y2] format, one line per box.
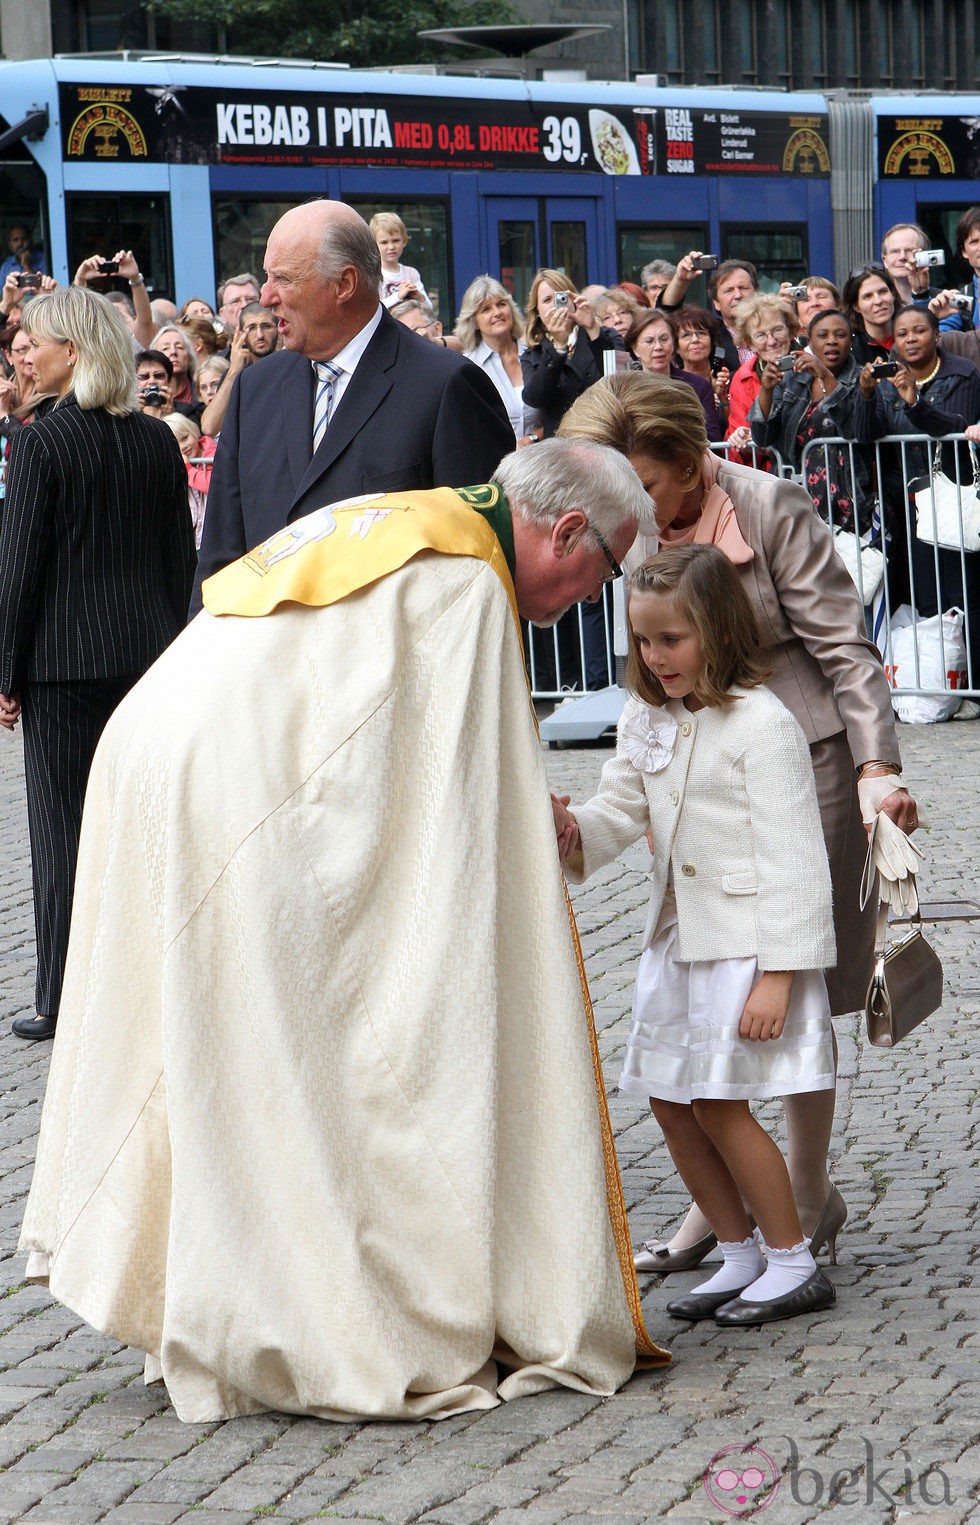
[749, 325, 790, 343]
[590, 525, 623, 581]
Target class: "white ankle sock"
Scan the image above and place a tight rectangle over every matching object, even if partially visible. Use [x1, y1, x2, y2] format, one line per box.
[741, 1240, 817, 1302]
[691, 1236, 765, 1296]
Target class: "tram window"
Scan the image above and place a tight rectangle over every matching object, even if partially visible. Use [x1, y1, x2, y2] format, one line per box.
[213, 198, 302, 297]
[66, 194, 172, 298]
[499, 221, 537, 311]
[550, 222, 587, 292]
[721, 227, 807, 290]
[618, 226, 708, 286]
[0, 163, 48, 280]
[349, 199, 450, 320]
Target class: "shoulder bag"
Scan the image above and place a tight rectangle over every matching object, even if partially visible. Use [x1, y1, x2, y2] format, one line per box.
[913, 443, 980, 553]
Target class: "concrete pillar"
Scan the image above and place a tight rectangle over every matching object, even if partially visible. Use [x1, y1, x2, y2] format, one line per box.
[0, 0, 53, 59]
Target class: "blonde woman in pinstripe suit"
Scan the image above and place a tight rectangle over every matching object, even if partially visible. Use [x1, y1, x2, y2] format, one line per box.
[0, 286, 195, 1040]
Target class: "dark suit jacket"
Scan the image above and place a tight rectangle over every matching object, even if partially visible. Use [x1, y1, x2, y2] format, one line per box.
[192, 310, 514, 610]
[0, 396, 195, 693]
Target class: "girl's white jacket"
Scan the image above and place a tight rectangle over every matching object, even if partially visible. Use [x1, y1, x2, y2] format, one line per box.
[569, 685, 836, 972]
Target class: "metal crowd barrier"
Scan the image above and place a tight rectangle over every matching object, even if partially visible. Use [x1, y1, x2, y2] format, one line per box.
[798, 432, 977, 700]
[709, 440, 791, 475]
[527, 432, 978, 705]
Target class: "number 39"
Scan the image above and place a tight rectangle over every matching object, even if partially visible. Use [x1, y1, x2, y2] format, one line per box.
[542, 115, 582, 163]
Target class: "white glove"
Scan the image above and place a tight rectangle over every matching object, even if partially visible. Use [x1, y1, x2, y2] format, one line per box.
[857, 772, 908, 826]
[864, 812, 923, 916]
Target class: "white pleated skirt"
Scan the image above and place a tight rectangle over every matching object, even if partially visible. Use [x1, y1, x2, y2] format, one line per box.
[619, 903, 836, 1104]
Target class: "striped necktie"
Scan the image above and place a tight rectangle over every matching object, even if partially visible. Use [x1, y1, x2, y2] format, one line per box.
[312, 360, 343, 453]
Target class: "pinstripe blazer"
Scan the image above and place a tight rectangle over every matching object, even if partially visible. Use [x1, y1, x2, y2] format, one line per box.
[0, 396, 195, 693]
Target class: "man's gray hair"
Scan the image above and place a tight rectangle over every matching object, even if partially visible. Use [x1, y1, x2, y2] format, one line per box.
[641, 259, 677, 284]
[217, 272, 261, 306]
[317, 212, 382, 290]
[494, 439, 654, 539]
[390, 297, 436, 323]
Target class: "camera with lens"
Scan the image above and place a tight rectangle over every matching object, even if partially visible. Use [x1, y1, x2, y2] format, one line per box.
[140, 387, 169, 407]
[788, 284, 809, 300]
[914, 249, 945, 268]
[776, 354, 798, 372]
[15, 272, 41, 288]
[100, 259, 120, 275]
[552, 291, 569, 309]
[948, 292, 973, 313]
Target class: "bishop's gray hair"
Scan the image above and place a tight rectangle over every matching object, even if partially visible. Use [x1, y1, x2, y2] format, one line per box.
[493, 438, 655, 540]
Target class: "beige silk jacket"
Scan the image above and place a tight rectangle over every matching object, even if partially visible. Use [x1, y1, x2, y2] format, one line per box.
[627, 458, 901, 770]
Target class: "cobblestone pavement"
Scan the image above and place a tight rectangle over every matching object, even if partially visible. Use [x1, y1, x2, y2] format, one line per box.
[0, 718, 977, 1524]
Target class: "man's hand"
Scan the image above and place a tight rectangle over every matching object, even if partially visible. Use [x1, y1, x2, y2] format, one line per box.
[739, 970, 793, 1041]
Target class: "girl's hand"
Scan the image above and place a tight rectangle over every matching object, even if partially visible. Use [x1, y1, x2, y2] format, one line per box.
[550, 793, 580, 860]
[739, 971, 794, 1041]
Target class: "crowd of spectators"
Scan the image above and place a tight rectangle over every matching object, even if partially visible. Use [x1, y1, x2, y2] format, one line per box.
[1, 209, 979, 695]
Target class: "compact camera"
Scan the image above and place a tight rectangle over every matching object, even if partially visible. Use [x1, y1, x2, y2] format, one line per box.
[690, 254, 719, 272]
[788, 284, 810, 300]
[873, 360, 900, 378]
[15, 272, 41, 288]
[552, 291, 570, 308]
[140, 386, 169, 407]
[776, 353, 798, 372]
[100, 259, 120, 275]
[948, 292, 973, 313]
[914, 249, 945, 268]
[710, 345, 728, 375]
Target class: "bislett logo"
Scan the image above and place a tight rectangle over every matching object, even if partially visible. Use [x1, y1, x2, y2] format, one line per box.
[703, 1444, 780, 1516]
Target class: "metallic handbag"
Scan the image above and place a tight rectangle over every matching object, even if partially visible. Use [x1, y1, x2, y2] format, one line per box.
[864, 899, 944, 1048]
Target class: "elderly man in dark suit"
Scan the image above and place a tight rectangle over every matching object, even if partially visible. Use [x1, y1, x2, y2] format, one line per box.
[191, 200, 514, 612]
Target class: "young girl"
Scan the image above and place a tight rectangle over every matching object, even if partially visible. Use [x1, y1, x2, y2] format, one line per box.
[370, 212, 426, 308]
[557, 544, 838, 1326]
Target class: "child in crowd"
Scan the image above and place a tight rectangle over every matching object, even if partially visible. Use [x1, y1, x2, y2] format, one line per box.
[370, 212, 426, 307]
[162, 412, 215, 550]
[554, 544, 838, 1327]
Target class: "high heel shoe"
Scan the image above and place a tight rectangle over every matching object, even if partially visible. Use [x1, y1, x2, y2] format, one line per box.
[633, 1231, 718, 1276]
[807, 1185, 847, 1265]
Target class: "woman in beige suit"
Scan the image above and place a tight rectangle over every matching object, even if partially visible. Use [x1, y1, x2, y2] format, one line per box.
[559, 371, 919, 1272]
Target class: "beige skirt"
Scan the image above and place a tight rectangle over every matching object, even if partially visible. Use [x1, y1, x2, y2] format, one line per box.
[810, 730, 875, 1015]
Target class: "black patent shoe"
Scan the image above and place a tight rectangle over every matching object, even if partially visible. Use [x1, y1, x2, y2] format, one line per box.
[713, 1268, 836, 1326]
[12, 1014, 56, 1041]
[666, 1287, 747, 1321]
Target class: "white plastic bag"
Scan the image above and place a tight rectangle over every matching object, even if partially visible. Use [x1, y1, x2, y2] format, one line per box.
[886, 607, 968, 724]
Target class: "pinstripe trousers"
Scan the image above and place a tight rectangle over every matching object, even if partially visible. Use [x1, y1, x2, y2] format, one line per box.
[20, 677, 136, 1018]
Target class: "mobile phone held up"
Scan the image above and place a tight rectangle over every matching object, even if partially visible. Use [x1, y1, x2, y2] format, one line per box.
[690, 254, 719, 273]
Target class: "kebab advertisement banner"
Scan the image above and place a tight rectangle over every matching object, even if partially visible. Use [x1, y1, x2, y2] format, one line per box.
[877, 115, 980, 177]
[60, 83, 828, 178]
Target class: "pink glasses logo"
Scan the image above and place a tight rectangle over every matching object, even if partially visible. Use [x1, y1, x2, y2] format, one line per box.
[703, 1444, 781, 1516]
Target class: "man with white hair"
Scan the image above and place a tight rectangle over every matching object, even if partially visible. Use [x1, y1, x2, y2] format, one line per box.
[21, 438, 668, 1425]
[192, 199, 513, 612]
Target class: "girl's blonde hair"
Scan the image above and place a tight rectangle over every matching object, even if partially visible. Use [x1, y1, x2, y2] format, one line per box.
[524, 267, 578, 347]
[370, 211, 407, 240]
[625, 545, 772, 709]
[162, 411, 200, 443]
[21, 285, 137, 416]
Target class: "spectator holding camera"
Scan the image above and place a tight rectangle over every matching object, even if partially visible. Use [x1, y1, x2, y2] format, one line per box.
[781, 276, 840, 331]
[725, 293, 801, 451]
[659, 255, 759, 373]
[751, 309, 872, 534]
[74, 250, 154, 349]
[136, 350, 175, 419]
[520, 268, 622, 439]
[879, 224, 945, 310]
[0, 225, 47, 286]
[853, 304, 980, 615]
[927, 207, 980, 334]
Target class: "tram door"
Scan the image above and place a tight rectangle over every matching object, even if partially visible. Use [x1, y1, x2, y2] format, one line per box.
[483, 197, 600, 310]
